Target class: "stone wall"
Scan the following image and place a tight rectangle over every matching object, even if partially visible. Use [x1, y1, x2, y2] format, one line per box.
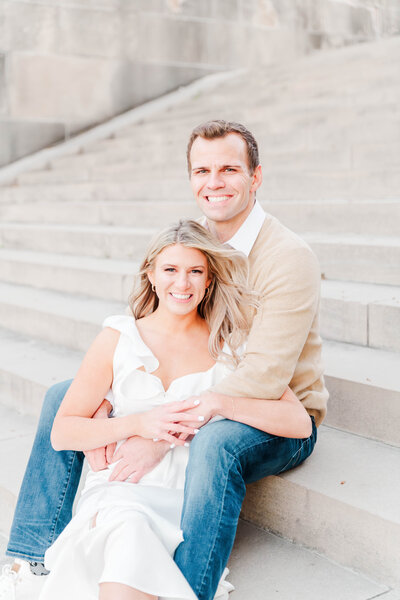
[0, 0, 399, 166]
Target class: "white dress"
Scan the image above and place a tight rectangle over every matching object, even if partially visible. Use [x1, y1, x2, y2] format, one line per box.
[39, 315, 234, 600]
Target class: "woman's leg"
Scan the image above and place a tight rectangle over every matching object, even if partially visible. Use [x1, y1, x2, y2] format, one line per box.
[99, 582, 156, 600]
[6, 380, 84, 562]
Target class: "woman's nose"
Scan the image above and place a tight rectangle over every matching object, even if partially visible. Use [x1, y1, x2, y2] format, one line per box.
[176, 272, 190, 289]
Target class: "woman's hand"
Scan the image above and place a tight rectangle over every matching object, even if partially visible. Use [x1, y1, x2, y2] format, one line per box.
[135, 399, 204, 446]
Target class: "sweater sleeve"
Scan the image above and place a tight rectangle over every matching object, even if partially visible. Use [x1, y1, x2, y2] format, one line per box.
[210, 244, 321, 399]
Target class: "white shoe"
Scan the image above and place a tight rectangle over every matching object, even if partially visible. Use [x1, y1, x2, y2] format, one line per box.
[214, 568, 235, 599]
[0, 560, 47, 600]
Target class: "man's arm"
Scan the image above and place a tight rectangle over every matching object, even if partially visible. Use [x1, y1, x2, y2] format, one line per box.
[210, 245, 321, 400]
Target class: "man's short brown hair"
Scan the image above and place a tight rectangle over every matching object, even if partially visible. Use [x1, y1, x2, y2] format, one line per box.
[186, 120, 260, 175]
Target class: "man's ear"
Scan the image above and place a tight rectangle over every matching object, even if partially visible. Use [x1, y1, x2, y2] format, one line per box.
[251, 164, 263, 192]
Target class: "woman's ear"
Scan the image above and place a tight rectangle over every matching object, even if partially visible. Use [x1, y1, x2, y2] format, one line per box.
[147, 271, 154, 287]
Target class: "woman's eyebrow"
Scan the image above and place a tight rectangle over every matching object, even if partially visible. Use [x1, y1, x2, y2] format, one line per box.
[161, 263, 205, 269]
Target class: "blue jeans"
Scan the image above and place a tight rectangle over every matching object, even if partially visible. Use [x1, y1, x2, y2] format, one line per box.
[7, 381, 317, 600]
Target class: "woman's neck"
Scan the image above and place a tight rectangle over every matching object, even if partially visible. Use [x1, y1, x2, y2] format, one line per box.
[141, 306, 206, 337]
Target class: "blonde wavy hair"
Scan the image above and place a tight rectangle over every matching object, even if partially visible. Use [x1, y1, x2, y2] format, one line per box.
[129, 219, 258, 367]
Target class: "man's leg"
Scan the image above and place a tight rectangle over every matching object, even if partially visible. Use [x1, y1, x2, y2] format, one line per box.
[6, 379, 84, 563]
[174, 418, 317, 600]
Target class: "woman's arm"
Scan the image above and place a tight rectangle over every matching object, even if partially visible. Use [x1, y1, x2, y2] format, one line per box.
[177, 387, 313, 440]
[51, 328, 197, 451]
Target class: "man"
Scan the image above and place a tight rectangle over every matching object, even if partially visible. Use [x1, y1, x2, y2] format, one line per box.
[1, 120, 328, 599]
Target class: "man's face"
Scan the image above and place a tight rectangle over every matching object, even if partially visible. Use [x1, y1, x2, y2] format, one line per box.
[189, 133, 262, 237]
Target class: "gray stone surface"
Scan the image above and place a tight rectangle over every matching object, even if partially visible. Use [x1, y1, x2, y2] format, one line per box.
[0, 120, 65, 168]
[229, 520, 389, 600]
[0, 33, 399, 592]
[0, 327, 82, 417]
[0, 281, 124, 352]
[323, 340, 400, 446]
[0, 55, 6, 115]
[1, 1, 57, 53]
[242, 426, 400, 587]
[0, 1, 398, 166]
[8, 53, 116, 123]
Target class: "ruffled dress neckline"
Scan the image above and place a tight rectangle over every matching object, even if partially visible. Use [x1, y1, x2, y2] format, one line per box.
[106, 314, 219, 395]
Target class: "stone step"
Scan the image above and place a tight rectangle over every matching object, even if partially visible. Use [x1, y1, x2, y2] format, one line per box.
[242, 426, 400, 588]
[1, 199, 399, 237]
[0, 282, 124, 352]
[0, 223, 155, 260]
[0, 249, 138, 302]
[323, 341, 400, 447]
[0, 200, 201, 227]
[320, 280, 400, 352]
[0, 403, 396, 599]
[119, 98, 400, 134]
[49, 146, 357, 173]
[0, 182, 164, 204]
[307, 233, 400, 286]
[1, 224, 398, 285]
[13, 168, 400, 201]
[0, 327, 82, 418]
[0, 250, 399, 352]
[0, 396, 398, 589]
[48, 139, 400, 175]
[228, 520, 396, 600]
[0, 290, 398, 446]
[5, 179, 398, 205]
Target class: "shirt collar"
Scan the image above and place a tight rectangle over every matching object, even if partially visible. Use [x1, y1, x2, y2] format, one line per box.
[225, 201, 266, 256]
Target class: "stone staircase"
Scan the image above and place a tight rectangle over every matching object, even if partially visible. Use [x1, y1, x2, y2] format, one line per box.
[1, 37, 400, 598]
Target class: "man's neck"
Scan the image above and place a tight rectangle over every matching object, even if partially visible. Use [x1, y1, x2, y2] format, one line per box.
[206, 200, 256, 243]
[206, 220, 236, 244]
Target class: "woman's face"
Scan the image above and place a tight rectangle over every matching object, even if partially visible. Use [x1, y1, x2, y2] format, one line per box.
[148, 244, 211, 316]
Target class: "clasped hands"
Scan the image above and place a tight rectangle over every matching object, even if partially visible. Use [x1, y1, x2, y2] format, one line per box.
[84, 393, 215, 483]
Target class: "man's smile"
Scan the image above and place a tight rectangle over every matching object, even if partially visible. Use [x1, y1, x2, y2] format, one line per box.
[205, 195, 232, 203]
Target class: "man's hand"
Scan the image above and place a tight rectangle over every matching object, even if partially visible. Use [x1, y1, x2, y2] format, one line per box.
[108, 436, 169, 483]
[84, 399, 115, 471]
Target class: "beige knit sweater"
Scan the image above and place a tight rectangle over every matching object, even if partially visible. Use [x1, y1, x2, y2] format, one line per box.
[211, 213, 328, 427]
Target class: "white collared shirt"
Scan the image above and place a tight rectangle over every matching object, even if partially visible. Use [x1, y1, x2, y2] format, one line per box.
[225, 201, 266, 256]
[199, 200, 266, 256]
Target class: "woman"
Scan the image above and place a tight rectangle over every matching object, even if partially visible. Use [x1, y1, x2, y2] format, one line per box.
[39, 220, 311, 600]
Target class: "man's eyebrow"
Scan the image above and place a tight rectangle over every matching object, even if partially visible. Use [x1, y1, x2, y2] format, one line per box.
[191, 164, 242, 170]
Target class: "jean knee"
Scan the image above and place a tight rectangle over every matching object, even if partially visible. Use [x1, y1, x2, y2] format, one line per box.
[40, 380, 73, 426]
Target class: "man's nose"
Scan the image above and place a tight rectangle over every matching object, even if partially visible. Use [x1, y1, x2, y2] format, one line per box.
[207, 170, 225, 189]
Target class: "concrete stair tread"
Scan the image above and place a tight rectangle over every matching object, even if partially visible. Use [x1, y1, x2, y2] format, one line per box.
[285, 425, 400, 522]
[0, 327, 82, 391]
[0, 221, 157, 235]
[0, 423, 394, 600]
[1, 199, 400, 237]
[0, 248, 137, 273]
[0, 397, 399, 594]
[321, 279, 400, 305]
[3, 180, 400, 204]
[228, 521, 394, 600]
[1, 247, 399, 305]
[16, 166, 400, 186]
[0, 280, 124, 322]
[3, 221, 400, 244]
[305, 232, 400, 246]
[323, 340, 400, 393]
